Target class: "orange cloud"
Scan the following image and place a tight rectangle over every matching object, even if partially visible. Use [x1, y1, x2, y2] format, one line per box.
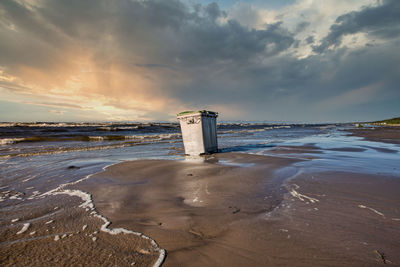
[1, 48, 189, 121]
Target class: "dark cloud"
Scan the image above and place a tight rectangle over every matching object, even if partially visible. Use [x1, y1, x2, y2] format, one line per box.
[0, 0, 399, 122]
[0, 0, 298, 108]
[166, 39, 400, 121]
[204, 2, 226, 21]
[295, 21, 310, 33]
[313, 0, 400, 53]
[0, 0, 296, 69]
[305, 36, 314, 44]
[0, 0, 69, 71]
[175, 20, 295, 65]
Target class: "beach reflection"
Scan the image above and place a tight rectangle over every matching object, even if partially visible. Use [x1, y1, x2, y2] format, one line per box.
[183, 155, 206, 163]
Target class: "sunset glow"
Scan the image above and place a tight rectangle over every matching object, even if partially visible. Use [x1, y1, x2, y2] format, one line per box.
[1, 0, 399, 122]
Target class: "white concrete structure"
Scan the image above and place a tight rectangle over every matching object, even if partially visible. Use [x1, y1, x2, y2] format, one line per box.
[177, 110, 218, 155]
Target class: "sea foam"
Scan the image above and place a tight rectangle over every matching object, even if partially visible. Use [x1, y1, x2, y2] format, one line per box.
[16, 223, 30, 235]
[38, 164, 166, 267]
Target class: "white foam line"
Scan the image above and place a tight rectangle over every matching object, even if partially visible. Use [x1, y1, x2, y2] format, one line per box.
[358, 205, 385, 218]
[289, 189, 319, 203]
[392, 218, 400, 221]
[17, 223, 30, 235]
[36, 163, 166, 267]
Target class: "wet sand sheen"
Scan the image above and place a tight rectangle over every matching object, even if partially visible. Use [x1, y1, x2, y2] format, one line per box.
[348, 127, 400, 144]
[78, 153, 299, 266]
[0, 195, 161, 266]
[79, 152, 400, 266]
[2, 127, 400, 266]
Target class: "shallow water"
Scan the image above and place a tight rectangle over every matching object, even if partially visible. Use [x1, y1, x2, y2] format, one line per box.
[1, 122, 400, 266]
[264, 130, 400, 176]
[1, 122, 399, 201]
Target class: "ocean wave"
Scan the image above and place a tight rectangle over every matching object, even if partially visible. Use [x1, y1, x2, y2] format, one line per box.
[218, 129, 263, 135]
[95, 126, 140, 131]
[0, 122, 86, 127]
[218, 126, 291, 135]
[88, 133, 181, 141]
[0, 142, 146, 158]
[0, 136, 182, 158]
[0, 122, 180, 128]
[273, 125, 292, 129]
[0, 138, 26, 145]
[0, 133, 182, 145]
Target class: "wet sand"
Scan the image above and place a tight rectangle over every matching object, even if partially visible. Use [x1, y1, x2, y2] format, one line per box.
[266, 144, 323, 155]
[0, 191, 161, 266]
[78, 153, 300, 266]
[0, 166, 164, 266]
[2, 126, 400, 266]
[78, 152, 400, 266]
[348, 127, 400, 144]
[282, 172, 400, 266]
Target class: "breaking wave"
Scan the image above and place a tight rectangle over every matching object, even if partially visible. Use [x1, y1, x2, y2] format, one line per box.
[0, 133, 182, 145]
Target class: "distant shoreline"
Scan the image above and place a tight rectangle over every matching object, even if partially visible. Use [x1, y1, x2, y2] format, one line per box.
[347, 126, 400, 144]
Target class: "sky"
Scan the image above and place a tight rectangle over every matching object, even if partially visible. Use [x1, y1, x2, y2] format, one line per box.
[0, 0, 399, 122]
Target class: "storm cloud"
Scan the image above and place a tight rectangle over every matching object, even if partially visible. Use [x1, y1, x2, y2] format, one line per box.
[313, 0, 400, 53]
[0, 0, 399, 122]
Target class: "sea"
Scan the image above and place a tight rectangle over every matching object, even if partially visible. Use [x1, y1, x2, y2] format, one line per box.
[1, 121, 400, 201]
[1, 121, 400, 266]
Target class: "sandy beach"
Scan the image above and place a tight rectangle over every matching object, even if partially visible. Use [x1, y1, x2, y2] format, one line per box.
[78, 153, 300, 266]
[348, 126, 400, 144]
[77, 151, 400, 266]
[2, 0, 400, 264]
[1, 126, 400, 266]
